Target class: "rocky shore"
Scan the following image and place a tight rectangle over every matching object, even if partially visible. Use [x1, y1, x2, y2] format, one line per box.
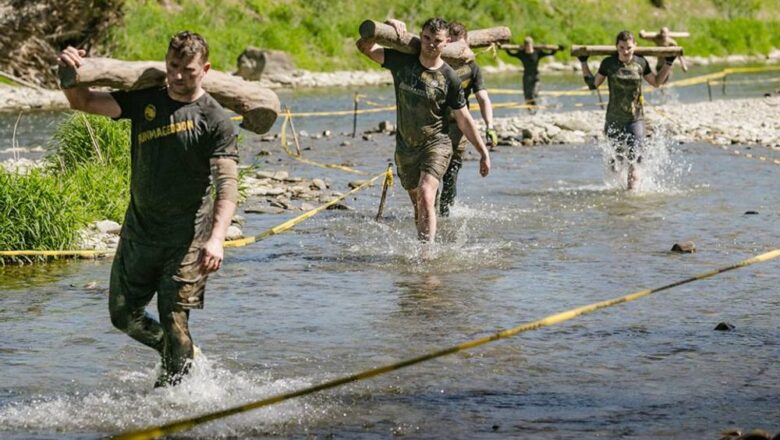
[491, 95, 780, 148]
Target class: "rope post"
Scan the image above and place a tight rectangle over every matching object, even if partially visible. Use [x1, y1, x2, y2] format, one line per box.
[721, 75, 727, 95]
[375, 164, 393, 222]
[284, 106, 302, 157]
[352, 92, 359, 138]
[706, 80, 713, 102]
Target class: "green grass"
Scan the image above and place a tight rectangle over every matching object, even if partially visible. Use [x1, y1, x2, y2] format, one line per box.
[102, 0, 780, 72]
[0, 114, 131, 262]
[0, 169, 88, 255]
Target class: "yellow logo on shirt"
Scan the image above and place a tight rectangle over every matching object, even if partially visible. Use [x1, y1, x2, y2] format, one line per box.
[138, 120, 195, 145]
[144, 104, 156, 121]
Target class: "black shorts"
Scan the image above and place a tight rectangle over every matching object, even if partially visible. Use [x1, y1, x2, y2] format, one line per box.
[605, 120, 645, 163]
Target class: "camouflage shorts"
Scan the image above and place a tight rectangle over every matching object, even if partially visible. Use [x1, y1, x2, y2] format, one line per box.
[394, 142, 452, 190]
[110, 238, 207, 313]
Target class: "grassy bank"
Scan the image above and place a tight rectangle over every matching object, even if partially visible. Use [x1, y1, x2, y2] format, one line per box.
[104, 0, 780, 72]
[0, 114, 130, 262]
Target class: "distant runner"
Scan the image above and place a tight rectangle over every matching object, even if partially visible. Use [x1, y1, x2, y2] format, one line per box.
[640, 27, 689, 73]
[578, 30, 675, 190]
[505, 37, 561, 107]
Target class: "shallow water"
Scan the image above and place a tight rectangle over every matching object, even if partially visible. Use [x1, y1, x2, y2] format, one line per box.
[1, 69, 780, 439]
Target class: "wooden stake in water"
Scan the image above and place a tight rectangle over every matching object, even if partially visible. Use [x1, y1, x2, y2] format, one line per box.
[352, 92, 359, 138]
[284, 106, 302, 156]
[375, 165, 393, 222]
[707, 80, 713, 101]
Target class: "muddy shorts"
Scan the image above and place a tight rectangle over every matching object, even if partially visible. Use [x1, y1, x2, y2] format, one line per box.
[605, 120, 645, 164]
[394, 142, 452, 190]
[110, 238, 207, 312]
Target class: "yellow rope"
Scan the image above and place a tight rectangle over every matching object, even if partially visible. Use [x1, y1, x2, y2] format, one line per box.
[278, 113, 370, 175]
[111, 249, 780, 440]
[224, 170, 385, 248]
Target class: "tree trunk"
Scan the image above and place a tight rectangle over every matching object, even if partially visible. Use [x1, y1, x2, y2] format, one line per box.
[359, 20, 474, 64]
[570, 45, 684, 57]
[501, 44, 562, 51]
[58, 58, 280, 134]
[466, 27, 512, 47]
[639, 30, 690, 39]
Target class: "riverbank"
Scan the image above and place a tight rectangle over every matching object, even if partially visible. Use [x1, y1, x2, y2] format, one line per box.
[2, 50, 780, 113]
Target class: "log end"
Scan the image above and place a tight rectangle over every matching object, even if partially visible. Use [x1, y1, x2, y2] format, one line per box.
[240, 108, 279, 134]
[359, 20, 378, 39]
[58, 65, 77, 89]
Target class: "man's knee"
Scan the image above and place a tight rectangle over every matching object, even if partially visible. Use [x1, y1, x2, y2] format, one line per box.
[108, 294, 130, 331]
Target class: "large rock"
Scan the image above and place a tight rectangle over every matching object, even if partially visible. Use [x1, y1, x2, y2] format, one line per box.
[236, 47, 295, 81]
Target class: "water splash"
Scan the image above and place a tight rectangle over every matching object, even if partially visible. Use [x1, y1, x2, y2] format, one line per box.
[597, 124, 690, 194]
[323, 199, 515, 273]
[0, 353, 332, 438]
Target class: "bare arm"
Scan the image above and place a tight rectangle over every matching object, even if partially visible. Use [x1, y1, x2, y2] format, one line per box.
[644, 61, 673, 88]
[579, 59, 606, 88]
[474, 89, 494, 128]
[58, 46, 121, 118]
[199, 157, 239, 273]
[452, 106, 490, 177]
[356, 37, 385, 65]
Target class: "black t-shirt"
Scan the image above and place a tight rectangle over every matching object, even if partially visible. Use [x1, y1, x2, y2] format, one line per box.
[111, 87, 238, 246]
[382, 49, 466, 152]
[508, 50, 555, 79]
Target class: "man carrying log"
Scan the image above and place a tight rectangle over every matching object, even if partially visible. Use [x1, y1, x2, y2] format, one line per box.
[58, 31, 239, 387]
[439, 21, 496, 217]
[357, 17, 490, 244]
[640, 27, 689, 73]
[505, 37, 561, 108]
[578, 30, 675, 190]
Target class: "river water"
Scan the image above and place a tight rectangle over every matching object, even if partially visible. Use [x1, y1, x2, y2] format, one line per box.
[1, 67, 779, 439]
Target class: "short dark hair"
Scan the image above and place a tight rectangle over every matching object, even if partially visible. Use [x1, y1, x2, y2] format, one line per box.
[421, 17, 449, 35]
[449, 21, 467, 41]
[168, 31, 209, 62]
[615, 30, 635, 45]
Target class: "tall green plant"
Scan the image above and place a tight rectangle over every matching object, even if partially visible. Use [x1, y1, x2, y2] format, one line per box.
[48, 113, 130, 172]
[0, 169, 87, 253]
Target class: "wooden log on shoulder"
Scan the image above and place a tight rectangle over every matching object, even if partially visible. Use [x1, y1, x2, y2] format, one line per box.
[58, 58, 280, 134]
[639, 30, 690, 39]
[466, 27, 512, 47]
[501, 43, 562, 51]
[359, 20, 474, 64]
[571, 45, 684, 57]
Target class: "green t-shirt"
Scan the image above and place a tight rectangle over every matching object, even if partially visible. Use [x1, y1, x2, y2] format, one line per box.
[382, 49, 466, 153]
[111, 87, 238, 246]
[598, 55, 652, 124]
